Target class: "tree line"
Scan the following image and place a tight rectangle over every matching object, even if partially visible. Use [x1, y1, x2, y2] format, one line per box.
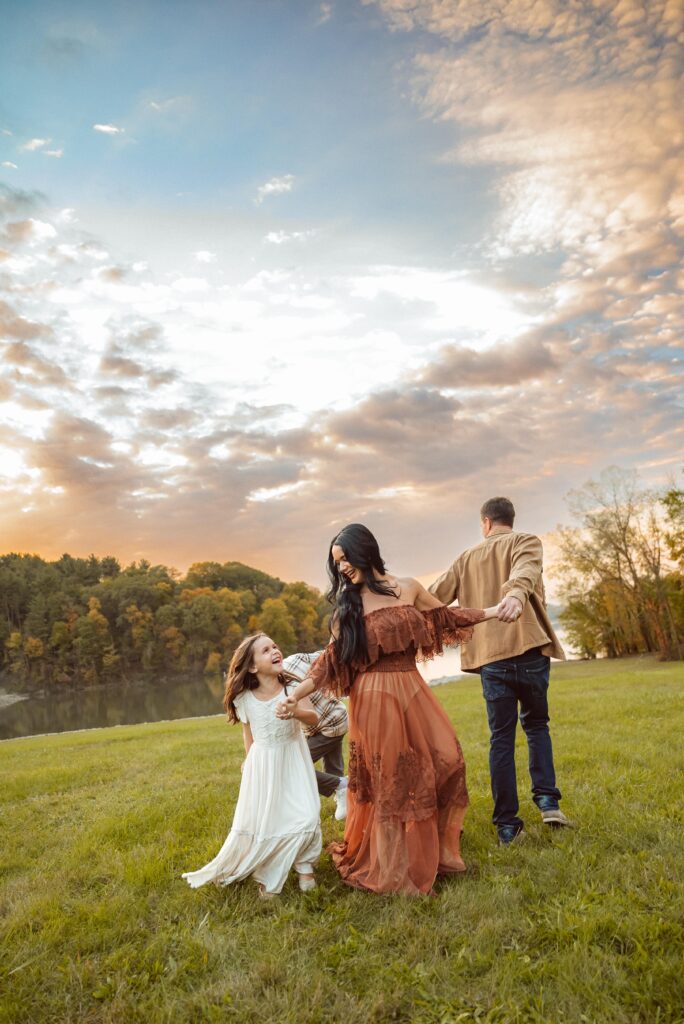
[555, 467, 684, 660]
[0, 557, 331, 689]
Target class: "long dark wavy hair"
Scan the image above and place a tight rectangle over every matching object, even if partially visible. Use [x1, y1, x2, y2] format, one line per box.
[223, 633, 298, 724]
[327, 523, 398, 667]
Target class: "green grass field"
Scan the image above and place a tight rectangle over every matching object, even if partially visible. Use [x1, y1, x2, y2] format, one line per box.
[1, 657, 683, 1024]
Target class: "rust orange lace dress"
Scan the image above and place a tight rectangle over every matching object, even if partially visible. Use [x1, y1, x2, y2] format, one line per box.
[308, 603, 485, 896]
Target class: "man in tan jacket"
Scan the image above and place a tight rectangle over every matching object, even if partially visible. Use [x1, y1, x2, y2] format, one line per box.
[429, 496, 570, 845]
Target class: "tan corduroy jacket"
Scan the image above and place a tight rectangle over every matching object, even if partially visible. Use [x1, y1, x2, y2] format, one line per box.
[428, 526, 565, 671]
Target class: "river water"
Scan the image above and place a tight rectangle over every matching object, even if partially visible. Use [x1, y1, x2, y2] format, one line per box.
[0, 674, 227, 742]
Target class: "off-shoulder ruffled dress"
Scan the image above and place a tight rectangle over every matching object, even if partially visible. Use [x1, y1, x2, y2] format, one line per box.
[308, 603, 485, 896]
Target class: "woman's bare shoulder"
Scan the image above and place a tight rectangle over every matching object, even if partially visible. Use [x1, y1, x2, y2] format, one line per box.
[393, 576, 420, 601]
[395, 576, 444, 611]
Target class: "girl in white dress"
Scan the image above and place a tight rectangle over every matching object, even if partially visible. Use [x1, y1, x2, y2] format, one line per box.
[182, 633, 322, 898]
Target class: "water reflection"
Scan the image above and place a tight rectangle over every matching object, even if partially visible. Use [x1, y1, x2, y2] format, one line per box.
[0, 674, 226, 741]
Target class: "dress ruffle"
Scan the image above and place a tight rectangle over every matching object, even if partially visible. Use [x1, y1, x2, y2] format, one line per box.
[309, 604, 485, 697]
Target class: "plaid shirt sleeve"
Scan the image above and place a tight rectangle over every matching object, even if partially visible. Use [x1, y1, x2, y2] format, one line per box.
[282, 651, 349, 738]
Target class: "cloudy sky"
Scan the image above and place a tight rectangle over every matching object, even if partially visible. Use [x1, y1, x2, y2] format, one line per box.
[1, 0, 683, 599]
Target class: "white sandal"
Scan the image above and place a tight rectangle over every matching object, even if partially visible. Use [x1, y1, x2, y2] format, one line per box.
[297, 873, 317, 892]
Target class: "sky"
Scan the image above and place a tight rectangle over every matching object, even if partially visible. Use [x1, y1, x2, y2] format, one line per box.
[1, 0, 683, 603]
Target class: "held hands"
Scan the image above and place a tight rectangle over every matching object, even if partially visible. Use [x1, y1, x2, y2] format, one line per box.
[275, 695, 298, 720]
[497, 595, 524, 623]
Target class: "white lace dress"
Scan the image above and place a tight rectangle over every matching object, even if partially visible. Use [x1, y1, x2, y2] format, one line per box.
[182, 688, 322, 893]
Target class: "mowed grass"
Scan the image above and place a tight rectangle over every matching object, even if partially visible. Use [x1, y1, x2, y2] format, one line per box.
[1, 658, 683, 1024]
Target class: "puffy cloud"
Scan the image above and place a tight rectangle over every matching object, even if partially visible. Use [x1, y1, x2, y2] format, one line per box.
[141, 408, 199, 430]
[3, 341, 69, 386]
[315, 386, 520, 492]
[0, 300, 50, 340]
[420, 331, 561, 388]
[3, 218, 57, 244]
[98, 351, 146, 379]
[19, 138, 50, 152]
[255, 175, 295, 204]
[264, 229, 315, 244]
[97, 321, 179, 390]
[368, 0, 683, 62]
[92, 123, 124, 135]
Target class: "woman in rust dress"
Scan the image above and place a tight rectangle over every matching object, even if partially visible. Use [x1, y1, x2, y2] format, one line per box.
[278, 523, 499, 896]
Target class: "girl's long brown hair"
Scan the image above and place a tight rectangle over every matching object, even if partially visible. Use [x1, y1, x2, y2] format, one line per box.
[223, 633, 299, 724]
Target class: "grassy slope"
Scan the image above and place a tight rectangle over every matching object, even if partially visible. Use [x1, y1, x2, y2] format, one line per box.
[1, 657, 683, 1024]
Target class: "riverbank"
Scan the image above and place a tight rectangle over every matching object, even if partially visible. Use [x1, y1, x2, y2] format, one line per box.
[1, 657, 682, 1023]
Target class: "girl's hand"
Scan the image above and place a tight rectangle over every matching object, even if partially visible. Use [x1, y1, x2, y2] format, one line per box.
[275, 696, 297, 720]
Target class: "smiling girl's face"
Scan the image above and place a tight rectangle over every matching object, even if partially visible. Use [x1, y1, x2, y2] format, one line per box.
[331, 544, 362, 586]
[249, 635, 283, 677]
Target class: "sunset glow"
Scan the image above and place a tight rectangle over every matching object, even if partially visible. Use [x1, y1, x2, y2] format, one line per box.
[1, 0, 682, 590]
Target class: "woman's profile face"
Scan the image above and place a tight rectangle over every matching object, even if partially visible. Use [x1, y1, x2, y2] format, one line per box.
[331, 544, 362, 585]
[250, 635, 283, 676]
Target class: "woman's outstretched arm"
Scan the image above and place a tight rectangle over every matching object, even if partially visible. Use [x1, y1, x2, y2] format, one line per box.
[277, 675, 315, 714]
[290, 694, 318, 727]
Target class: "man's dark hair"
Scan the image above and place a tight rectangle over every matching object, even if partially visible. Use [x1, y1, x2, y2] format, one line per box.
[480, 496, 515, 527]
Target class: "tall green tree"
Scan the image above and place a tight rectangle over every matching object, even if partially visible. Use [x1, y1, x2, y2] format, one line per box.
[256, 598, 297, 654]
[662, 482, 684, 566]
[555, 466, 683, 660]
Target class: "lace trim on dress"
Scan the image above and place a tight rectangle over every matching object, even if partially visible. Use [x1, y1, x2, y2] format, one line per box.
[348, 739, 468, 822]
[308, 604, 485, 697]
[365, 604, 484, 665]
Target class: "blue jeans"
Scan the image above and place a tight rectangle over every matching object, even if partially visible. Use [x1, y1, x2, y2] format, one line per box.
[480, 647, 561, 829]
